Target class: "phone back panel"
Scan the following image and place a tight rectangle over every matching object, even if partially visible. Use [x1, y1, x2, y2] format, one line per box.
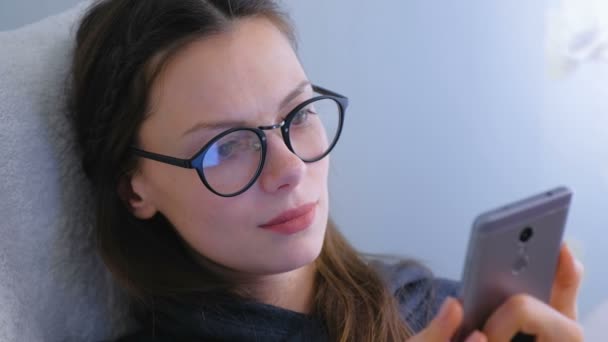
[458, 187, 572, 338]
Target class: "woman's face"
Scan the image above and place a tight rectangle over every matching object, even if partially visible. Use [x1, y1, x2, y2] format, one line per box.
[130, 17, 329, 277]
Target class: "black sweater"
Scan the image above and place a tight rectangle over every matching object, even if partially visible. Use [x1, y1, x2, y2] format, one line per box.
[116, 261, 459, 341]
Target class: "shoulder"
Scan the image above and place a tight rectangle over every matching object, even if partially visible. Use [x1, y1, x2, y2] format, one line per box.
[368, 258, 461, 333]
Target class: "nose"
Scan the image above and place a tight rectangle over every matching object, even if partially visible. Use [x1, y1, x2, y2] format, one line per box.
[258, 132, 305, 194]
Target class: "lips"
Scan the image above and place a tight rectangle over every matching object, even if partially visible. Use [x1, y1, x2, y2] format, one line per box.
[259, 202, 317, 234]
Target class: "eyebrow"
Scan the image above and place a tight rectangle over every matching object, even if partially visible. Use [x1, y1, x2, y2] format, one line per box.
[181, 80, 312, 137]
[278, 80, 311, 112]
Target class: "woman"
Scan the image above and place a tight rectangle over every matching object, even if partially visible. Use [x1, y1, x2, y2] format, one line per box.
[68, 0, 584, 341]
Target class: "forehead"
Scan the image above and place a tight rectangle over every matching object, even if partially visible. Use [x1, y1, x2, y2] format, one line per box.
[145, 17, 306, 131]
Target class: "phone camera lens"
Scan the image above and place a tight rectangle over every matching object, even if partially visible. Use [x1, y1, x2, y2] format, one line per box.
[520, 227, 533, 243]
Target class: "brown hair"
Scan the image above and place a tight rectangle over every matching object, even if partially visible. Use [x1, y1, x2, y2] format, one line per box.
[69, 0, 413, 340]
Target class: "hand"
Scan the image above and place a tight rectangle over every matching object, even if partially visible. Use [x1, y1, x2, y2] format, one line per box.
[407, 297, 487, 342]
[408, 244, 584, 342]
[482, 243, 584, 341]
[550, 243, 584, 320]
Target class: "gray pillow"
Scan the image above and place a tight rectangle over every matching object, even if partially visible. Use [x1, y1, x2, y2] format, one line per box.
[0, 2, 134, 341]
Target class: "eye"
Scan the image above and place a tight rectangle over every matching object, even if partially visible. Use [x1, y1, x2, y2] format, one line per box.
[218, 140, 237, 159]
[216, 134, 261, 158]
[292, 108, 314, 126]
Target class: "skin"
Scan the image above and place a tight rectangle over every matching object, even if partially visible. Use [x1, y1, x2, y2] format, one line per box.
[409, 244, 584, 341]
[122, 16, 585, 340]
[127, 17, 327, 313]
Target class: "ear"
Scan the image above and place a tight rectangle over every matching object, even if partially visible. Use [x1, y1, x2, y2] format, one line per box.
[117, 172, 158, 220]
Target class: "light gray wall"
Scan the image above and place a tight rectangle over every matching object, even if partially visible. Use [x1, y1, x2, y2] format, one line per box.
[286, 0, 607, 319]
[2, 0, 606, 319]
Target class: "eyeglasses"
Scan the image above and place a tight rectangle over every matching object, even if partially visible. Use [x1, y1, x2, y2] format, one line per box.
[131, 85, 348, 197]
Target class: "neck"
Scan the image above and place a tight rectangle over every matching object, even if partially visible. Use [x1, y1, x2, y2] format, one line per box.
[187, 246, 318, 314]
[241, 263, 317, 314]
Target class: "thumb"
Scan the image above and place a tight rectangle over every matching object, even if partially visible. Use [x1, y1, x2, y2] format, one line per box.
[410, 297, 463, 341]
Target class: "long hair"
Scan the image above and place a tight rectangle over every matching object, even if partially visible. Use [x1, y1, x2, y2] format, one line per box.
[69, 0, 413, 340]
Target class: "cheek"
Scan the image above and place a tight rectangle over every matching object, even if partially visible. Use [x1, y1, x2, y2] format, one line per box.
[158, 176, 249, 264]
[167, 178, 234, 227]
[150, 164, 254, 235]
[316, 159, 330, 205]
[144, 163, 233, 233]
[311, 156, 330, 185]
[141, 155, 332, 274]
[306, 157, 330, 217]
[146, 162, 202, 207]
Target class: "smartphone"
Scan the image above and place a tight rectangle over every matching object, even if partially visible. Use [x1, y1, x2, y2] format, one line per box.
[455, 186, 572, 341]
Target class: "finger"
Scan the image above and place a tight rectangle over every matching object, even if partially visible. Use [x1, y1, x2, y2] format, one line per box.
[464, 330, 487, 342]
[550, 243, 584, 320]
[411, 297, 462, 341]
[483, 294, 583, 342]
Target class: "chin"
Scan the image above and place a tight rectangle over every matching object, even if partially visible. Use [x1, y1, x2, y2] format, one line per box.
[259, 226, 326, 275]
[280, 243, 323, 273]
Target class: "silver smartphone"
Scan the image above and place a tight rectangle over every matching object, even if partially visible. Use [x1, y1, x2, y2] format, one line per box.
[455, 186, 572, 341]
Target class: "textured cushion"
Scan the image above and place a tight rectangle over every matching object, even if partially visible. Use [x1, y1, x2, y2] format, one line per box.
[0, 2, 134, 341]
